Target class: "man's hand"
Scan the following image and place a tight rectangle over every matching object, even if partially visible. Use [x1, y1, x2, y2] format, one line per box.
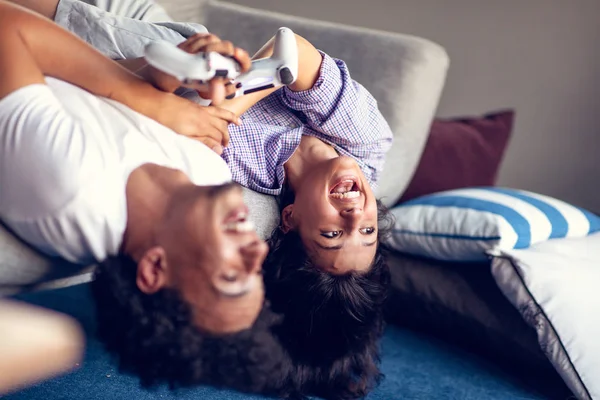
[148, 33, 251, 105]
[152, 92, 240, 154]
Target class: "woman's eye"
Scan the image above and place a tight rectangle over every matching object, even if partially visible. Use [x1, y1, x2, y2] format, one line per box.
[321, 231, 341, 239]
[360, 227, 376, 235]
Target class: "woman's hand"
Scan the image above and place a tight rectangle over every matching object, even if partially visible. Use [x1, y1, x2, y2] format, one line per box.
[152, 92, 241, 154]
[147, 33, 251, 105]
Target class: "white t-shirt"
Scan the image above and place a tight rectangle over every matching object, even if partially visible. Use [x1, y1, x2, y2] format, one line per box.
[0, 78, 231, 265]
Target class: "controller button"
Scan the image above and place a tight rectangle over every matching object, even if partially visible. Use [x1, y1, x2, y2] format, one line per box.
[215, 69, 229, 78]
[279, 67, 294, 85]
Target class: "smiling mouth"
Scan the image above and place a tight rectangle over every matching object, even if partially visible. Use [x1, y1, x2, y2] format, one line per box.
[223, 206, 255, 232]
[329, 178, 361, 199]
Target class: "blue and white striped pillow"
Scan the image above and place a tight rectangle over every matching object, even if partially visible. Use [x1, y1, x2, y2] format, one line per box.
[386, 187, 600, 261]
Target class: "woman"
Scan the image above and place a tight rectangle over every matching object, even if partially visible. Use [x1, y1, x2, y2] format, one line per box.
[219, 29, 395, 400]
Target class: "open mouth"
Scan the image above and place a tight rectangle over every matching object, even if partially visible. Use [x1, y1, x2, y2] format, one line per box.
[223, 205, 255, 232]
[329, 177, 361, 199]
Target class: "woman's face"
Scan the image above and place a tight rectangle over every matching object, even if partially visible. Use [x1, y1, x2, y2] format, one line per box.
[282, 156, 378, 274]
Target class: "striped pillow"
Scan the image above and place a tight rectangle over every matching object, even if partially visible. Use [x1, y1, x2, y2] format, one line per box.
[386, 187, 600, 261]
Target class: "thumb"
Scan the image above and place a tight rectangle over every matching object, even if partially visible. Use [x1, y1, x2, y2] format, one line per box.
[198, 137, 223, 155]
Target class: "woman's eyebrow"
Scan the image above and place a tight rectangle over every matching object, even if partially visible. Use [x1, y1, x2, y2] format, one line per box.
[314, 241, 343, 251]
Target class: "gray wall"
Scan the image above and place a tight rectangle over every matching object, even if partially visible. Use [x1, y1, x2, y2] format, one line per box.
[227, 0, 600, 211]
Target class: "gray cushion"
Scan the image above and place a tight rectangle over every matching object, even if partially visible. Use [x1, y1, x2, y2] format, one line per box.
[0, 224, 92, 296]
[0, 0, 449, 294]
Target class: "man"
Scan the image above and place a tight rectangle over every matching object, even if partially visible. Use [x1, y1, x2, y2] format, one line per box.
[0, 1, 287, 395]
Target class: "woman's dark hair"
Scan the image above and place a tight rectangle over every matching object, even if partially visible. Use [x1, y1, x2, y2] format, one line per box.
[264, 188, 394, 400]
[90, 255, 290, 396]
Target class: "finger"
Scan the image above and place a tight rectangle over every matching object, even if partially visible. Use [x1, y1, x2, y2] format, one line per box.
[206, 106, 241, 126]
[198, 136, 223, 155]
[207, 111, 231, 147]
[178, 33, 221, 54]
[196, 84, 213, 99]
[233, 48, 252, 72]
[203, 41, 236, 57]
[177, 33, 207, 49]
[209, 79, 226, 106]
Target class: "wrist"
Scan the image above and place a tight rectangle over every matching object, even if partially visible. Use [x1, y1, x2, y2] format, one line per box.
[114, 78, 166, 120]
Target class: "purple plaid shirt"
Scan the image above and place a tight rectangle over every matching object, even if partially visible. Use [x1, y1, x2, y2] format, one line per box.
[222, 51, 393, 196]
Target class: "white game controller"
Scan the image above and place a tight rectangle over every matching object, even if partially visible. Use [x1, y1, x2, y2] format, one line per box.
[144, 27, 298, 98]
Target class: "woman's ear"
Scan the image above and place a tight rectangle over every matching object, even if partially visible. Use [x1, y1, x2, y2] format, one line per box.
[280, 204, 295, 233]
[136, 247, 169, 294]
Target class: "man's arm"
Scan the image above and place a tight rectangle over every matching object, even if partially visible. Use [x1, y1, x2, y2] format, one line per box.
[0, 0, 164, 117]
[0, 1, 247, 148]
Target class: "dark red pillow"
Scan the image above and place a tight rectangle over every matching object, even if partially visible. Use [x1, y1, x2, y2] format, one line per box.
[398, 109, 514, 203]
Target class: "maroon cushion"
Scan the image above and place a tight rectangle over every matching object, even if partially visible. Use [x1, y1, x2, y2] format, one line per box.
[398, 109, 515, 203]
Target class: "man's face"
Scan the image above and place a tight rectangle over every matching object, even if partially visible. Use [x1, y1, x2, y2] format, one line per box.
[155, 183, 267, 334]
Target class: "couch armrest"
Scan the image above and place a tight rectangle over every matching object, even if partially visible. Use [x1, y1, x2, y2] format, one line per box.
[202, 1, 449, 205]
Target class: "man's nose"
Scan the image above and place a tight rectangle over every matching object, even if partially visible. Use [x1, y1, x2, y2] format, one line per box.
[241, 239, 268, 273]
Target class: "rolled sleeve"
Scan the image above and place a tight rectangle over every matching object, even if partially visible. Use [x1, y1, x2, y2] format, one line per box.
[280, 51, 343, 107]
[277, 50, 393, 188]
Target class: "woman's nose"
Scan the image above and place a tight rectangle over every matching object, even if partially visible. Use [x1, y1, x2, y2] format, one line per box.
[341, 207, 363, 218]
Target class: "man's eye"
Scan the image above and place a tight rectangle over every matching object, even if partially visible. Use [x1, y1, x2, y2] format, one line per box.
[321, 231, 341, 239]
[360, 227, 376, 235]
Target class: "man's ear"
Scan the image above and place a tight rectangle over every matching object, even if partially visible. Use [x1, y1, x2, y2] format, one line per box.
[136, 247, 169, 294]
[281, 204, 295, 233]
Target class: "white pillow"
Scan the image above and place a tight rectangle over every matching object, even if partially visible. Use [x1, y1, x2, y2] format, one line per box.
[385, 187, 600, 261]
[491, 233, 600, 400]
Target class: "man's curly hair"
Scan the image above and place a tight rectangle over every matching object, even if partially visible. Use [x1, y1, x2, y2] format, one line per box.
[264, 190, 394, 400]
[90, 255, 290, 396]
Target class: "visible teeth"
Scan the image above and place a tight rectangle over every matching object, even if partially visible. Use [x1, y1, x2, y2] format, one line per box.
[332, 180, 355, 194]
[224, 220, 255, 232]
[330, 191, 360, 199]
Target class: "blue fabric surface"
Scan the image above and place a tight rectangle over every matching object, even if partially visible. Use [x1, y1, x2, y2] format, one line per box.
[7, 284, 549, 400]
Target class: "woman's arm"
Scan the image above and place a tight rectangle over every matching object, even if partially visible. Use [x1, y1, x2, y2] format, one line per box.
[276, 43, 394, 186]
[217, 34, 322, 117]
